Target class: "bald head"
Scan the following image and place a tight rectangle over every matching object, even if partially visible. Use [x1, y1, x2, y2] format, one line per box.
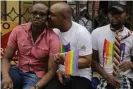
[33, 3, 48, 11]
[31, 3, 48, 27]
[50, 2, 72, 19]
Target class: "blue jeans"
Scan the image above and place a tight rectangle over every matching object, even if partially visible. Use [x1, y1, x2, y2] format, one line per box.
[9, 66, 40, 89]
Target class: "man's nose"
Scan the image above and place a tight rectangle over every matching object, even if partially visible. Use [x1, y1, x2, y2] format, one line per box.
[113, 14, 121, 18]
[35, 14, 40, 18]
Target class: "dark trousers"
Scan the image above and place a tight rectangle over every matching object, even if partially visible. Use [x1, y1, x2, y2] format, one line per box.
[52, 76, 91, 89]
[61, 76, 91, 89]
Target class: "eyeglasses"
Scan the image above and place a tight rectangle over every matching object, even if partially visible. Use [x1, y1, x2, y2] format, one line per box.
[31, 11, 47, 17]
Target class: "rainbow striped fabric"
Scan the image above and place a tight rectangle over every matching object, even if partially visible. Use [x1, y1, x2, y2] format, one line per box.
[63, 50, 79, 75]
[61, 43, 70, 53]
[103, 39, 114, 67]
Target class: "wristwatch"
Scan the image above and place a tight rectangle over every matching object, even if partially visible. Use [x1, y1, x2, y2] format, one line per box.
[34, 85, 39, 89]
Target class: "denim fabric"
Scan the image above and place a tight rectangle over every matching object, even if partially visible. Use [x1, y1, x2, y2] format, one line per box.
[9, 66, 40, 89]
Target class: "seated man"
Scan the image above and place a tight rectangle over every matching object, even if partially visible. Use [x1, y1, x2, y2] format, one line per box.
[2, 3, 60, 89]
[91, 3, 133, 89]
[48, 2, 92, 89]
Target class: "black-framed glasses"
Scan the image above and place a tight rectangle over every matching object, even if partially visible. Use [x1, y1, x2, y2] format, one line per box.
[31, 11, 47, 17]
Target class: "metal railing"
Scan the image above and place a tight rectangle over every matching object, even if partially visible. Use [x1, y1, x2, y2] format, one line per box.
[1, 1, 133, 31]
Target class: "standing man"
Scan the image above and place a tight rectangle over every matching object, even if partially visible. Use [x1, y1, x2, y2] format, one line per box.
[2, 3, 61, 89]
[48, 2, 92, 89]
[91, 3, 133, 89]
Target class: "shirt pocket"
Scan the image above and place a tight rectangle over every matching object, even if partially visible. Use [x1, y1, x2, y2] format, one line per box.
[33, 46, 49, 59]
[17, 39, 32, 55]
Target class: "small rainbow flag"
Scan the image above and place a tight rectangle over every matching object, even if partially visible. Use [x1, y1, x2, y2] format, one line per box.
[61, 43, 70, 53]
[63, 50, 79, 75]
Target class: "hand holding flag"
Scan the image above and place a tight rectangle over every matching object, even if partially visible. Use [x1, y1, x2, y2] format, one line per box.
[54, 50, 79, 75]
[54, 53, 65, 65]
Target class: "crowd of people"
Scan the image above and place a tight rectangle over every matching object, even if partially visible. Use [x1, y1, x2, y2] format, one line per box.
[1, 2, 133, 89]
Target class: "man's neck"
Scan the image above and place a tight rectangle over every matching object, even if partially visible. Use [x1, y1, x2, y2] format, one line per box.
[60, 21, 72, 32]
[31, 25, 45, 35]
[31, 25, 46, 42]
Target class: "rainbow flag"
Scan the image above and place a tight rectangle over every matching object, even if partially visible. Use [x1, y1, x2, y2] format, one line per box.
[103, 39, 114, 67]
[61, 43, 70, 53]
[64, 50, 79, 75]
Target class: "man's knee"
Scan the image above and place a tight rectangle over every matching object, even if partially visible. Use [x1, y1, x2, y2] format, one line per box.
[9, 66, 22, 88]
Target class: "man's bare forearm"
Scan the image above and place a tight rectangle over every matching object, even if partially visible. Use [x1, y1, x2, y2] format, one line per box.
[78, 55, 92, 69]
[2, 57, 11, 77]
[91, 60, 108, 79]
[2, 45, 16, 77]
[36, 56, 57, 88]
[36, 70, 55, 88]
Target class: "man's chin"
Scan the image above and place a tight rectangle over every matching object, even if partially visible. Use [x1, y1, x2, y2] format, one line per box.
[111, 23, 123, 30]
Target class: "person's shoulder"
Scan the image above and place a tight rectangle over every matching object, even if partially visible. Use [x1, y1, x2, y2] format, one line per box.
[47, 28, 56, 34]
[129, 31, 133, 40]
[92, 24, 110, 34]
[72, 21, 89, 33]
[46, 28, 59, 38]
[16, 22, 31, 30]
[123, 26, 131, 32]
[73, 21, 86, 29]
[52, 28, 60, 35]
[11, 22, 30, 33]
[20, 22, 31, 26]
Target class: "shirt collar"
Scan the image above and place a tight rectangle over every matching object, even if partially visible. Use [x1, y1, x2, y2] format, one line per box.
[24, 22, 46, 34]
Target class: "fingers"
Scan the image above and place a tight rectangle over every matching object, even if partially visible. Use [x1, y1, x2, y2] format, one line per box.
[109, 80, 120, 88]
[54, 54, 60, 64]
[2, 83, 13, 89]
[3, 83, 8, 89]
[119, 66, 128, 72]
[119, 61, 131, 72]
[57, 71, 64, 84]
[8, 82, 13, 89]
[54, 53, 65, 64]
[2, 76, 13, 89]
[114, 79, 121, 88]
[59, 53, 65, 61]
[109, 80, 117, 88]
[107, 75, 120, 88]
[119, 61, 129, 68]
[58, 74, 63, 84]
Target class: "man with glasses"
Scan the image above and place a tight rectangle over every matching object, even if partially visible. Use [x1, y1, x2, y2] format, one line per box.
[2, 3, 61, 89]
[91, 3, 133, 89]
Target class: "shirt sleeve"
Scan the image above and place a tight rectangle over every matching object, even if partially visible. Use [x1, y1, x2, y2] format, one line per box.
[49, 33, 61, 56]
[77, 29, 92, 56]
[7, 26, 18, 49]
[91, 29, 99, 51]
